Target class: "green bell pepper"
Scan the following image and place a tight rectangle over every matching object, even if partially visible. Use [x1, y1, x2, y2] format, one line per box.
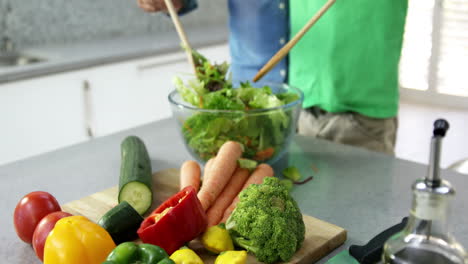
[156, 258, 177, 264]
[104, 242, 175, 264]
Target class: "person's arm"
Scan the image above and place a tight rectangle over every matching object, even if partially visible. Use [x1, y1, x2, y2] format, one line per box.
[137, 0, 198, 15]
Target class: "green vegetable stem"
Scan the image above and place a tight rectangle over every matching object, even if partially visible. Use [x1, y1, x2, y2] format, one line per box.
[282, 166, 302, 182]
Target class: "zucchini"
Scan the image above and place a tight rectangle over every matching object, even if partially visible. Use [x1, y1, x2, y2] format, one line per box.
[118, 135, 153, 215]
[98, 201, 144, 244]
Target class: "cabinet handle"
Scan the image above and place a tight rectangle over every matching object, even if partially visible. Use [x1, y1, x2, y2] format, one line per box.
[82, 80, 95, 138]
[136, 57, 186, 72]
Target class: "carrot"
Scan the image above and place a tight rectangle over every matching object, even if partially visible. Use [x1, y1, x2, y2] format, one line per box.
[220, 163, 274, 223]
[202, 158, 216, 180]
[254, 147, 275, 161]
[179, 160, 201, 191]
[206, 167, 250, 227]
[197, 141, 243, 211]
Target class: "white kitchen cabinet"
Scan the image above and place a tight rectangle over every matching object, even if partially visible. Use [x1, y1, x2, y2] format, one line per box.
[84, 53, 190, 137]
[0, 43, 230, 165]
[0, 72, 89, 165]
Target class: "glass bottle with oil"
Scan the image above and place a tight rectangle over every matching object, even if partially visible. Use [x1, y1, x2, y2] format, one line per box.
[382, 119, 467, 264]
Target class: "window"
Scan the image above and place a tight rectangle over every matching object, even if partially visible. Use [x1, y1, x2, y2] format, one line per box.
[399, 0, 468, 107]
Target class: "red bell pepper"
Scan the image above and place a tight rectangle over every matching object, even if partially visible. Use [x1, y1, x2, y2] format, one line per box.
[137, 186, 207, 255]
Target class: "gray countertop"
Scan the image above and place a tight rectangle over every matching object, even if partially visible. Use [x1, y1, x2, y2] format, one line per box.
[1, 118, 467, 263]
[0, 25, 228, 84]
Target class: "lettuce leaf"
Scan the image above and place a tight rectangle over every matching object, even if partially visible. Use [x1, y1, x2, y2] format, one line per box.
[175, 49, 299, 162]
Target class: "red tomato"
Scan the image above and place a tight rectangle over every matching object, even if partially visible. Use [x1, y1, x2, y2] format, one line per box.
[32, 211, 72, 261]
[13, 191, 61, 243]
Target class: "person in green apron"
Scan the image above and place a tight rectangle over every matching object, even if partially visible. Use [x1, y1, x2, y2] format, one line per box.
[137, 0, 408, 154]
[290, 0, 408, 154]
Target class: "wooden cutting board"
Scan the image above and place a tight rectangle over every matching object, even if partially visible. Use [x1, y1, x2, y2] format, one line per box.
[62, 168, 346, 264]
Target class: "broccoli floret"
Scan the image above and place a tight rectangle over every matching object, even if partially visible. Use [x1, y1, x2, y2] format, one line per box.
[225, 177, 305, 263]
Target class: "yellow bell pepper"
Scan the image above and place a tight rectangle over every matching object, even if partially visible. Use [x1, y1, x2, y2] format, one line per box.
[201, 224, 234, 254]
[215, 251, 247, 264]
[170, 248, 204, 264]
[44, 215, 116, 264]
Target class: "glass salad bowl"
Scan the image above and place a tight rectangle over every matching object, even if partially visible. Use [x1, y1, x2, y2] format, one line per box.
[168, 82, 304, 165]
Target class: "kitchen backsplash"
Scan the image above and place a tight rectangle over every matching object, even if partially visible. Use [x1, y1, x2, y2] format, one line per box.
[0, 0, 227, 50]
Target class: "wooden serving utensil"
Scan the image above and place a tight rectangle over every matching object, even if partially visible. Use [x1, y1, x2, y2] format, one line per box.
[164, 0, 198, 75]
[252, 0, 337, 83]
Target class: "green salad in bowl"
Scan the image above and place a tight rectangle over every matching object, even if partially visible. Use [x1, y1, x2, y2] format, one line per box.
[168, 50, 303, 164]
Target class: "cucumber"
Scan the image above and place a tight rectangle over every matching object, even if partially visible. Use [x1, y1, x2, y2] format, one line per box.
[98, 201, 144, 244]
[118, 135, 153, 215]
[237, 158, 258, 170]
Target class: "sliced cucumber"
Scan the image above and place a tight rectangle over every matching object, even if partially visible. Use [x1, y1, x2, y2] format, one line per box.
[118, 182, 153, 215]
[118, 136, 153, 215]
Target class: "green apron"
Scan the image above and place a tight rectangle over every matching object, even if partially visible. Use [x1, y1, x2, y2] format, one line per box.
[289, 0, 408, 118]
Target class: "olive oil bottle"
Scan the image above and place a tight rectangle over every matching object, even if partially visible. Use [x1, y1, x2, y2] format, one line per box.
[382, 119, 467, 264]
